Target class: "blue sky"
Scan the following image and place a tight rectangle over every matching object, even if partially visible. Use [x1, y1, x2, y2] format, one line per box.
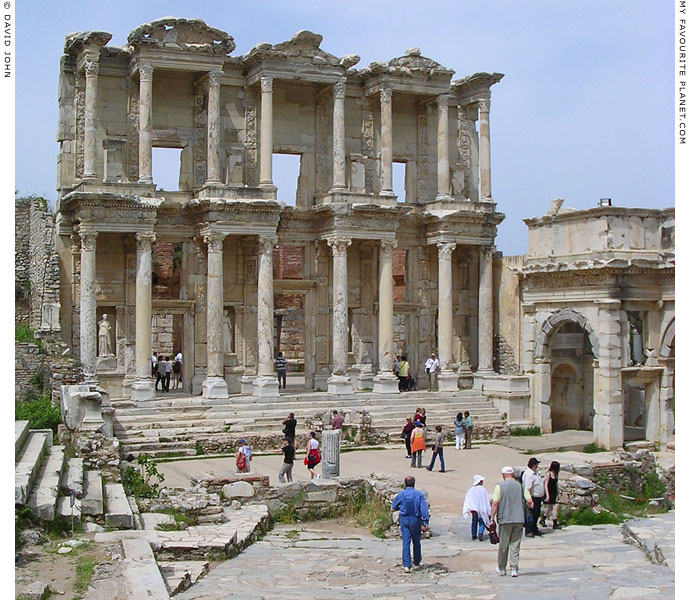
[15, 0, 674, 255]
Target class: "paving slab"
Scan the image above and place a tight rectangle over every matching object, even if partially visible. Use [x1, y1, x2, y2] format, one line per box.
[60, 457, 84, 498]
[81, 470, 103, 516]
[159, 561, 209, 596]
[56, 495, 81, 520]
[105, 483, 134, 528]
[121, 537, 170, 600]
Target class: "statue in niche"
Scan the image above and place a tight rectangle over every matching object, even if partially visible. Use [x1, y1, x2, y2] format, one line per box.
[98, 314, 113, 356]
[223, 310, 234, 354]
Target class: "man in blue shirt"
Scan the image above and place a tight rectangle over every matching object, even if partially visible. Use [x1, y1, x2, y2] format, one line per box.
[392, 476, 429, 572]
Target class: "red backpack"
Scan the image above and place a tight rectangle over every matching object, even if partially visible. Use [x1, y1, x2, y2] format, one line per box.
[236, 450, 247, 471]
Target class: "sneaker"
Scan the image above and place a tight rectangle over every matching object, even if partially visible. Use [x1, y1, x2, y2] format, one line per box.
[478, 534, 483, 541]
[495, 567, 506, 576]
[425, 466, 432, 471]
[511, 569, 518, 577]
[403, 566, 411, 573]
[413, 563, 422, 570]
[472, 535, 477, 540]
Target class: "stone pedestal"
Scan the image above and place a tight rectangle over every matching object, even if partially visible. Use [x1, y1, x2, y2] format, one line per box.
[202, 376, 232, 399]
[251, 375, 279, 398]
[437, 372, 459, 392]
[240, 375, 257, 395]
[356, 364, 374, 390]
[327, 374, 353, 395]
[321, 430, 341, 479]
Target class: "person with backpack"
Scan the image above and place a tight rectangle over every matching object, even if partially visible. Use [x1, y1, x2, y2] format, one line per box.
[235, 439, 252, 473]
[398, 355, 410, 392]
[304, 431, 321, 479]
[275, 351, 288, 390]
[463, 410, 473, 449]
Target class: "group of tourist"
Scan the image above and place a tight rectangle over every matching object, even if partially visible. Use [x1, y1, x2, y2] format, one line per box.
[151, 351, 182, 392]
[394, 456, 562, 579]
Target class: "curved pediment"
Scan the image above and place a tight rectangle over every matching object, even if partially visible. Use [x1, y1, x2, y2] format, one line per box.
[362, 48, 454, 78]
[64, 30, 112, 55]
[127, 17, 235, 55]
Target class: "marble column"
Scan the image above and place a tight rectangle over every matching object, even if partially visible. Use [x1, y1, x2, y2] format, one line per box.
[478, 98, 492, 200]
[79, 231, 98, 382]
[331, 78, 347, 191]
[436, 241, 458, 391]
[379, 88, 394, 195]
[205, 69, 224, 185]
[259, 76, 274, 187]
[83, 60, 99, 179]
[436, 94, 451, 200]
[477, 245, 495, 373]
[252, 235, 280, 397]
[321, 430, 341, 478]
[130, 232, 156, 401]
[328, 237, 352, 394]
[202, 231, 229, 398]
[373, 239, 399, 393]
[138, 63, 154, 184]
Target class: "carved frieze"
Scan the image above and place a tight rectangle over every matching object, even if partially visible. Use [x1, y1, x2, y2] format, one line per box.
[244, 87, 258, 187]
[75, 74, 85, 178]
[315, 93, 329, 194]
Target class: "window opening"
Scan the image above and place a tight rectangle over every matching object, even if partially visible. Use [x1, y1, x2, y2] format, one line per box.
[273, 153, 301, 206]
[392, 161, 406, 202]
[152, 147, 183, 191]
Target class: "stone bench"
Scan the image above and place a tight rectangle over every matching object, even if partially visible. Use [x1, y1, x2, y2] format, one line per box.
[15, 430, 52, 505]
[105, 483, 134, 529]
[121, 537, 170, 600]
[28, 445, 65, 520]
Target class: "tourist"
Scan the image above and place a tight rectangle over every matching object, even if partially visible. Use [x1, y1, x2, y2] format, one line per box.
[426, 425, 446, 472]
[402, 416, 414, 458]
[393, 355, 401, 377]
[398, 355, 410, 391]
[151, 353, 158, 378]
[540, 460, 562, 530]
[414, 407, 424, 424]
[164, 356, 172, 392]
[463, 410, 473, 449]
[331, 410, 344, 429]
[235, 439, 252, 473]
[490, 466, 534, 578]
[424, 353, 440, 391]
[278, 437, 295, 483]
[275, 351, 288, 390]
[454, 411, 466, 450]
[462, 474, 491, 541]
[172, 354, 182, 389]
[391, 475, 429, 573]
[282, 412, 297, 445]
[410, 421, 426, 468]
[522, 457, 545, 537]
[304, 431, 321, 479]
[419, 407, 427, 428]
[156, 356, 167, 392]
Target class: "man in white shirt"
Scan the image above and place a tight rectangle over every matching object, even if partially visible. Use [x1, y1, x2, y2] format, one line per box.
[424, 353, 440, 391]
[522, 457, 545, 537]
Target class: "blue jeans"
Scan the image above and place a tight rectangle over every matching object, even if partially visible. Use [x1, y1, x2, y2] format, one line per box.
[399, 517, 422, 567]
[427, 447, 445, 471]
[471, 511, 486, 537]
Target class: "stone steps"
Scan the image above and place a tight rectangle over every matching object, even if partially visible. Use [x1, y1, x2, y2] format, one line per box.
[105, 483, 135, 529]
[27, 445, 65, 521]
[60, 457, 84, 498]
[159, 561, 209, 596]
[15, 430, 52, 505]
[57, 495, 81, 520]
[121, 537, 170, 600]
[15, 420, 30, 458]
[81, 470, 104, 516]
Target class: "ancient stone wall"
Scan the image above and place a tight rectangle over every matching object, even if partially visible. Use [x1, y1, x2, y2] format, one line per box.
[15, 342, 44, 400]
[494, 254, 521, 373]
[151, 313, 174, 355]
[275, 293, 304, 363]
[15, 198, 31, 323]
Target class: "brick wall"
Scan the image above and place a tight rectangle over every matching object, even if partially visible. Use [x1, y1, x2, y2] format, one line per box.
[273, 246, 303, 280]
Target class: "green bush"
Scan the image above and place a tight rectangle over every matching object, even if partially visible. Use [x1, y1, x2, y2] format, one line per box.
[510, 426, 541, 436]
[15, 324, 35, 343]
[15, 394, 62, 434]
[561, 506, 622, 526]
[583, 443, 607, 453]
[121, 454, 164, 498]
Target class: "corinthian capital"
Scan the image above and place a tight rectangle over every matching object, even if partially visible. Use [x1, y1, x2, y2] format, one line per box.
[260, 76, 273, 93]
[139, 63, 153, 82]
[437, 94, 449, 111]
[380, 88, 392, 104]
[479, 244, 495, 260]
[204, 231, 227, 253]
[258, 235, 278, 255]
[80, 231, 98, 252]
[84, 60, 99, 77]
[478, 98, 490, 113]
[333, 78, 346, 100]
[135, 231, 156, 251]
[327, 237, 352, 257]
[208, 70, 223, 88]
[380, 238, 398, 257]
[436, 241, 456, 260]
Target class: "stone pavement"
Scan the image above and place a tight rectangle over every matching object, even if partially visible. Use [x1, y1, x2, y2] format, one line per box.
[176, 513, 675, 599]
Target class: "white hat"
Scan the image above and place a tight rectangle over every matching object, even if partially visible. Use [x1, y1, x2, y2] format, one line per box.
[472, 474, 484, 486]
[501, 466, 514, 475]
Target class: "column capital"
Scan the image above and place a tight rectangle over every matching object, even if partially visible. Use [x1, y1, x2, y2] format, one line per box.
[380, 238, 398, 256]
[478, 98, 490, 112]
[84, 60, 99, 77]
[380, 87, 392, 104]
[203, 231, 227, 253]
[139, 63, 154, 82]
[258, 235, 278, 255]
[333, 78, 346, 100]
[260, 75, 273, 93]
[135, 231, 156, 250]
[327, 237, 352, 257]
[437, 93, 450, 109]
[208, 69, 224, 88]
[436, 241, 456, 259]
[80, 231, 98, 251]
[479, 244, 495, 259]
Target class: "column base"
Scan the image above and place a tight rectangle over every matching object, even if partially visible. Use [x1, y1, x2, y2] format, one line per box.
[252, 375, 280, 398]
[240, 375, 256, 395]
[373, 372, 399, 394]
[356, 365, 374, 391]
[130, 377, 155, 402]
[138, 177, 153, 185]
[327, 374, 353, 395]
[120, 374, 136, 399]
[435, 193, 452, 202]
[437, 370, 459, 392]
[202, 376, 229, 399]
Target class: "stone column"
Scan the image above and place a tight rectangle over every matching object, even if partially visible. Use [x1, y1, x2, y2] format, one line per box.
[436, 94, 451, 200]
[83, 60, 99, 179]
[130, 232, 156, 401]
[331, 78, 347, 191]
[321, 430, 341, 479]
[477, 245, 495, 373]
[327, 237, 352, 394]
[259, 76, 274, 187]
[252, 235, 280, 397]
[79, 231, 98, 382]
[373, 239, 399, 393]
[138, 63, 154, 184]
[379, 88, 394, 195]
[436, 242, 457, 391]
[202, 231, 229, 399]
[478, 99, 492, 200]
[205, 69, 224, 185]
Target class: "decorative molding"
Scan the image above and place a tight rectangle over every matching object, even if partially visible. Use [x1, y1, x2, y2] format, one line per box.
[380, 88, 392, 104]
[208, 69, 223, 87]
[478, 98, 490, 113]
[258, 235, 278, 255]
[534, 308, 599, 360]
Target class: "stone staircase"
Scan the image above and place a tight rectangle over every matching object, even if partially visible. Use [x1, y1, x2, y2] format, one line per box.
[112, 389, 505, 458]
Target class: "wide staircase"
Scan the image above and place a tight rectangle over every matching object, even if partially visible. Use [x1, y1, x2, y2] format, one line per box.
[112, 389, 505, 458]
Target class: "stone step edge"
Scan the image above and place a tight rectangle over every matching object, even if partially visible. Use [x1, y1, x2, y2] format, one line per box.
[121, 537, 170, 600]
[15, 431, 52, 505]
[27, 445, 66, 521]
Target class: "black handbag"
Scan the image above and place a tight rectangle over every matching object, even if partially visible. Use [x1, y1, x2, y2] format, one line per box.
[488, 521, 499, 544]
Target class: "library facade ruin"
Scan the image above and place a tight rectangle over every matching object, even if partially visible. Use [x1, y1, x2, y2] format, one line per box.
[22, 17, 673, 449]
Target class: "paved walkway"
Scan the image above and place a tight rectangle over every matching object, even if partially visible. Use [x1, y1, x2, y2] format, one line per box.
[176, 513, 675, 599]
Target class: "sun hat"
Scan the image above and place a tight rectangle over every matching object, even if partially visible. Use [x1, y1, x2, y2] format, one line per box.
[501, 466, 514, 475]
[472, 474, 484, 486]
